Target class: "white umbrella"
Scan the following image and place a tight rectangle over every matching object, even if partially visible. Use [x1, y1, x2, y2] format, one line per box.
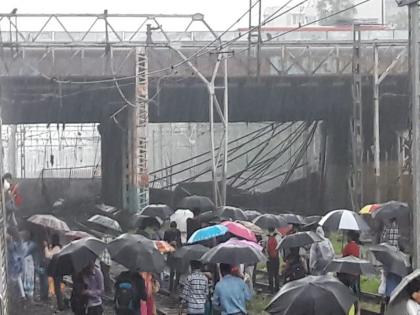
[170, 209, 194, 233]
[319, 209, 370, 231]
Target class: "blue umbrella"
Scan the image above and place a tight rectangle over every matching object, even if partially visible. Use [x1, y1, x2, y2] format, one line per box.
[187, 224, 228, 244]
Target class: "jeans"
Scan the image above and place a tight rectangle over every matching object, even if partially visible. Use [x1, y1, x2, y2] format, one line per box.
[169, 268, 180, 292]
[100, 262, 112, 294]
[87, 305, 103, 315]
[54, 276, 64, 310]
[267, 256, 280, 293]
[38, 268, 49, 301]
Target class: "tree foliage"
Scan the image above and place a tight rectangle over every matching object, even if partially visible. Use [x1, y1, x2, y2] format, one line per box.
[316, 0, 357, 25]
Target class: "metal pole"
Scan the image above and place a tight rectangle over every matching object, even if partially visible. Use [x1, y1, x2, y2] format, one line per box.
[248, 0, 252, 75]
[373, 43, 381, 201]
[209, 88, 218, 206]
[7, 125, 16, 176]
[256, 0, 262, 78]
[409, 1, 420, 268]
[222, 56, 229, 206]
[381, 0, 385, 25]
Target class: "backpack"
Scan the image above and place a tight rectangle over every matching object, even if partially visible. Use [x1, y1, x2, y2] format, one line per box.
[284, 259, 306, 283]
[115, 281, 135, 312]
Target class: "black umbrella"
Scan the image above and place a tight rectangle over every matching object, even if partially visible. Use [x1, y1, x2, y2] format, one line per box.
[178, 195, 215, 213]
[324, 256, 377, 275]
[369, 243, 412, 277]
[201, 240, 266, 265]
[253, 214, 288, 230]
[108, 233, 166, 273]
[266, 275, 357, 315]
[197, 211, 220, 224]
[134, 214, 163, 229]
[277, 231, 322, 250]
[139, 204, 174, 220]
[217, 206, 247, 221]
[52, 237, 106, 276]
[172, 244, 208, 272]
[302, 216, 322, 231]
[244, 210, 262, 221]
[372, 201, 410, 227]
[280, 214, 306, 225]
[87, 214, 122, 234]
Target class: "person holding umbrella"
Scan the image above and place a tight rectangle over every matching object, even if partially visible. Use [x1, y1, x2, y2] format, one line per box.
[309, 226, 335, 275]
[164, 221, 182, 292]
[381, 218, 400, 249]
[266, 227, 280, 293]
[82, 260, 104, 315]
[114, 270, 147, 315]
[180, 260, 209, 315]
[212, 263, 252, 315]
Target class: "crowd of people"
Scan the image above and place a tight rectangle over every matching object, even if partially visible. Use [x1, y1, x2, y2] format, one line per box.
[3, 172, 420, 315]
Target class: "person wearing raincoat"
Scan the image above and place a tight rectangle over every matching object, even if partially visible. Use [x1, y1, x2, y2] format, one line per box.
[309, 226, 335, 275]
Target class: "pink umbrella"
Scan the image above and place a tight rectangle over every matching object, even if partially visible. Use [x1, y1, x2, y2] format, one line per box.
[221, 221, 257, 242]
[225, 238, 263, 252]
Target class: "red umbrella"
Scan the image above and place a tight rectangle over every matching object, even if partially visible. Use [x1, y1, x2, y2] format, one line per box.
[221, 221, 257, 242]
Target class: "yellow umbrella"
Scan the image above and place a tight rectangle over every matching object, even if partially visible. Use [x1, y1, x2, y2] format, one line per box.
[359, 204, 380, 215]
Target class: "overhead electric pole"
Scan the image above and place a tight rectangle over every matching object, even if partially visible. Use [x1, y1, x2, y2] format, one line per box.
[399, 0, 420, 268]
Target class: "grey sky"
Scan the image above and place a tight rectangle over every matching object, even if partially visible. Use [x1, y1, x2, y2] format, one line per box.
[0, 0, 386, 31]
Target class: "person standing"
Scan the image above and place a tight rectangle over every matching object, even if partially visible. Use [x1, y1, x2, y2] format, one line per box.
[213, 263, 252, 315]
[71, 271, 88, 315]
[381, 218, 400, 248]
[45, 234, 64, 310]
[406, 279, 420, 315]
[21, 231, 36, 304]
[266, 227, 280, 293]
[309, 226, 335, 275]
[114, 271, 147, 315]
[342, 231, 360, 258]
[180, 261, 209, 315]
[100, 233, 113, 295]
[283, 247, 307, 284]
[82, 261, 104, 315]
[164, 222, 182, 292]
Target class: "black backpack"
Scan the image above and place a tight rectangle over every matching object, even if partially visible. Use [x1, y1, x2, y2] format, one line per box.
[115, 281, 135, 312]
[284, 259, 306, 283]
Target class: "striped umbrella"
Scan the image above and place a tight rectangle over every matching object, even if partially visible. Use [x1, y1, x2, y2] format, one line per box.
[319, 209, 370, 232]
[28, 214, 70, 232]
[359, 204, 381, 215]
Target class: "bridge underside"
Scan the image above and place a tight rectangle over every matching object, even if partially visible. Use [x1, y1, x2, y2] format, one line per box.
[0, 74, 408, 126]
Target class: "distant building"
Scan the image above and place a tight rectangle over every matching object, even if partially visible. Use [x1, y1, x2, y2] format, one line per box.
[264, 0, 318, 27]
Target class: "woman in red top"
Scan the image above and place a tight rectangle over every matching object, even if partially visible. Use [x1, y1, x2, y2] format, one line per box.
[342, 231, 360, 258]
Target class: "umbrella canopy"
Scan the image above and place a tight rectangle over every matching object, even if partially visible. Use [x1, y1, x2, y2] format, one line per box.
[134, 215, 163, 229]
[324, 256, 377, 276]
[359, 204, 381, 215]
[87, 214, 122, 233]
[371, 201, 410, 223]
[108, 233, 166, 273]
[276, 231, 322, 250]
[139, 204, 173, 220]
[197, 211, 220, 224]
[187, 224, 228, 244]
[280, 214, 306, 225]
[171, 244, 209, 273]
[52, 237, 106, 275]
[225, 238, 263, 252]
[217, 206, 247, 221]
[369, 243, 411, 277]
[244, 210, 262, 221]
[236, 221, 263, 235]
[178, 195, 215, 213]
[28, 214, 70, 232]
[221, 221, 257, 242]
[253, 214, 288, 230]
[390, 269, 420, 304]
[201, 239, 266, 265]
[170, 209, 194, 233]
[319, 209, 370, 232]
[65, 230, 92, 240]
[266, 275, 356, 315]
